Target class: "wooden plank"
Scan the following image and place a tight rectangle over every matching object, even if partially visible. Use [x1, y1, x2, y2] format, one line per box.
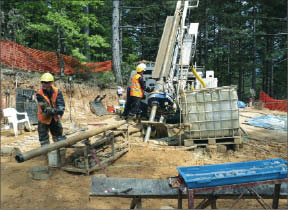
[184, 136, 242, 147]
[184, 139, 194, 146]
[208, 138, 216, 145]
[90, 177, 288, 199]
[140, 121, 166, 126]
[90, 177, 178, 197]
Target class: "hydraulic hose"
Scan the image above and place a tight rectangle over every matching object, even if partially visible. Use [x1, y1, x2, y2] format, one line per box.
[191, 66, 206, 89]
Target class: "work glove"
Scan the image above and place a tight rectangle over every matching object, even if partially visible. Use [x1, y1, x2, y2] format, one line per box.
[45, 106, 56, 116]
[38, 101, 48, 111]
[55, 106, 65, 115]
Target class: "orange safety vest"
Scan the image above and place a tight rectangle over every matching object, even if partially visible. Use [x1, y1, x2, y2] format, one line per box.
[37, 86, 59, 124]
[130, 74, 144, 98]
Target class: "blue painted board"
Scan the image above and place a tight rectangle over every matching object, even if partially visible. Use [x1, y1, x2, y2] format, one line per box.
[177, 159, 288, 189]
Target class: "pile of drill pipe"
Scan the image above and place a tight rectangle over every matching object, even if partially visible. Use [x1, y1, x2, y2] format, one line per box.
[15, 120, 126, 163]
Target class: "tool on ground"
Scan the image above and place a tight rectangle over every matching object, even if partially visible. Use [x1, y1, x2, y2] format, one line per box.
[90, 94, 109, 116]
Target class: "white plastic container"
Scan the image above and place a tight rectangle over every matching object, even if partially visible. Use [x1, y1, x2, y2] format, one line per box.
[119, 100, 126, 111]
[195, 78, 218, 89]
[180, 86, 240, 139]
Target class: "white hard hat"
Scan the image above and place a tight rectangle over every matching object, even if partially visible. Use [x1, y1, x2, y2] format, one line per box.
[136, 63, 146, 73]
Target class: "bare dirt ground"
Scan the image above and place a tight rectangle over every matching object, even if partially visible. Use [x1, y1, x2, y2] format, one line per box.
[1, 71, 287, 209]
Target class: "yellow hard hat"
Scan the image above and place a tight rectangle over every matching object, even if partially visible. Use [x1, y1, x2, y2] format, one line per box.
[40, 72, 54, 82]
[136, 63, 146, 73]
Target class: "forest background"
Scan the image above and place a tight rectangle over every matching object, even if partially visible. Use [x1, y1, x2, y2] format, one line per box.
[1, 0, 287, 102]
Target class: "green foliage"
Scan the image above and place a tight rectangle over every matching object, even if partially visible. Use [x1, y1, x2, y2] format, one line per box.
[1, 0, 287, 99]
[121, 0, 175, 61]
[2, 0, 109, 62]
[94, 71, 116, 88]
[120, 62, 135, 85]
[72, 48, 87, 62]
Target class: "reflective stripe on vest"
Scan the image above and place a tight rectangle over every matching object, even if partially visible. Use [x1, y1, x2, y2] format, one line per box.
[130, 74, 143, 98]
[37, 86, 59, 124]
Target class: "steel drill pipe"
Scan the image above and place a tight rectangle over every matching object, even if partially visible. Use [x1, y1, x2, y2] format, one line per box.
[144, 104, 158, 142]
[15, 120, 126, 163]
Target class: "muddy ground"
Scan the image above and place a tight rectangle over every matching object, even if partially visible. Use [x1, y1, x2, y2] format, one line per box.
[1, 70, 287, 209]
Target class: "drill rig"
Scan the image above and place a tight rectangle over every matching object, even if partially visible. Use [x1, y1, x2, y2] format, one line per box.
[144, 0, 204, 142]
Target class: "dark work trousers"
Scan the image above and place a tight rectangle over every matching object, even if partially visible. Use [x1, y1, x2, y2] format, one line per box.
[122, 87, 132, 116]
[38, 118, 63, 146]
[129, 96, 142, 116]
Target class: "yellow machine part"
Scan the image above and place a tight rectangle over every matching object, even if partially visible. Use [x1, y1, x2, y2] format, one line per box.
[190, 66, 206, 89]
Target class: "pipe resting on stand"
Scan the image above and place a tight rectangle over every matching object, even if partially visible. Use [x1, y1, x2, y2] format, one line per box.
[15, 120, 126, 163]
[144, 104, 158, 142]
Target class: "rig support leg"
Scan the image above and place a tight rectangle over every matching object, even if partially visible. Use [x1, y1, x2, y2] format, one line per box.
[144, 104, 158, 142]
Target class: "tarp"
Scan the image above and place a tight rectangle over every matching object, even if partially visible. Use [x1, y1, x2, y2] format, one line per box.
[0, 40, 112, 75]
[245, 115, 287, 130]
[238, 100, 246, 108]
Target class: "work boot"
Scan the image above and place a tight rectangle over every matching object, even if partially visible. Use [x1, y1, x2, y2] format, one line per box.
[136, 114, 141, 123]
[126, 115, 135, 123]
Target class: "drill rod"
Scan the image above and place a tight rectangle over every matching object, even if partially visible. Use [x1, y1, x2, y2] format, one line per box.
[144, 104, 158, 142]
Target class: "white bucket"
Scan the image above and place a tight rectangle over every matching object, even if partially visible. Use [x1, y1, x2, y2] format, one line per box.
[48, 148, 66, 168]
[119, 100, 126, 111]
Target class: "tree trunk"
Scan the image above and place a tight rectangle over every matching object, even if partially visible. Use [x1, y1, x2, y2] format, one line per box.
[112, 0, 123, 85]
[269, 37, 274, 97]
[227, 39, 231, 85]
[238, 40, 242, 100]
[198, 32, 202, 65]
[119, 0, 123, 63]
[251, 5, 256, 94]
[262, 39, 267, 93]
[204, 1, 208, 67]
[84, 5, 90, 61]
[57, 25, 65, 76]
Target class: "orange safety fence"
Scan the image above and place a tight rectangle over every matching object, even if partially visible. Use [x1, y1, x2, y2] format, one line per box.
[259, 90, 287, 112]
[0, 40, 112, 75]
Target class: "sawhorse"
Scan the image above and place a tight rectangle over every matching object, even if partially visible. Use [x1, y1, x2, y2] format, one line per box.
[178, 178, 288, 209]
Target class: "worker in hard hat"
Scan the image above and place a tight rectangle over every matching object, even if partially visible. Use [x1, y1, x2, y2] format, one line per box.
[36, 72, 65, 146]
[125, 63, 149, 120]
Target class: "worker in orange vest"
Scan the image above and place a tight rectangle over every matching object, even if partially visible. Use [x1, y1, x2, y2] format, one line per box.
[36, 73, 65, 146]
[127, 63, 148, 119]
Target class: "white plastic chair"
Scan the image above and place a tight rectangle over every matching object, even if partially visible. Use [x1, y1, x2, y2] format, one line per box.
[2, 108, 31, 137]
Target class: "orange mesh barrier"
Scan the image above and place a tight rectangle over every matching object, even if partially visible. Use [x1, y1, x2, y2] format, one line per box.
[0, 40, 112, 75]
[259, 90, 287, 112]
